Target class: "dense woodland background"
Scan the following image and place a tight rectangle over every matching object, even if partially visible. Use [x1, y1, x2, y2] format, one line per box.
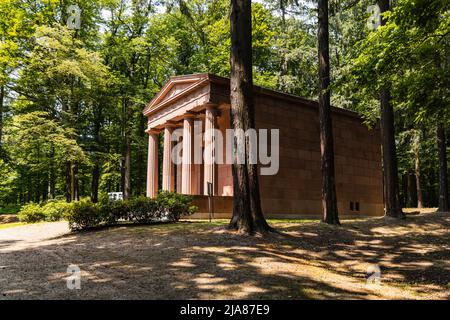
[0, 0, 448, 209]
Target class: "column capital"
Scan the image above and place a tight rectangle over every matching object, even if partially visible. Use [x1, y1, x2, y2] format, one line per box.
[204, 104, 221, 117]
[204, 103, 219, 111]
[163, 122, 178, 130]
[145, 128, 160, 136]
[181, 111, 198, 120]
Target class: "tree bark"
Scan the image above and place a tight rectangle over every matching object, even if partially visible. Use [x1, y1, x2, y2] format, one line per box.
[48, 146, 56, 199]
[91, 104, 102, 203]
[122, 98, 132, 200]
[401, 173, 408, 208]
[414, 143, 423, 209]
[124, 134, 132, 199]
[228, 0, 272, 234]
[136, 113, 146, 196]
[407, 172, 416, 208]
[91, 164, 100, 203]
[318, 0, 339, 225]
[0, 85, 4, 148]
[437, 123, 449, 212]
[378, 0, 404, 219]
[72, 164, 79, 201]
[66, 162, 72, 202]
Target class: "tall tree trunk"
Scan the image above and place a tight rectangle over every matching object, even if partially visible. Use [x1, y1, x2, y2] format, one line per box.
[91, 164, 100, 203]
[407, 172, 416, 208]
[66, 162, 72, 202]
[378, 0, 404, 219]
[122, 98, 132, 200]
[124, 134, 132, 199]
[437, 123, 449, 212]
[91, 104, 102, 203]
[136, 113, 146, 196]
[228, 0, 272, 234]
[414, 144, 423, 209]
[318, 0, 339, 225]
[401, 173, 408, 208]
[0, 85, 4, 148]
[71, 164, 79, 201]
[49, 146, 56, 199]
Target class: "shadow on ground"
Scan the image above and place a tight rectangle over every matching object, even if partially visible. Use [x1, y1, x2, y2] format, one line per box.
[0, 213, 448, 299]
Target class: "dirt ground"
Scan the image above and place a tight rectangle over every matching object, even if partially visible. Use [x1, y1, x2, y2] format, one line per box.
[0, 212, 448, 300]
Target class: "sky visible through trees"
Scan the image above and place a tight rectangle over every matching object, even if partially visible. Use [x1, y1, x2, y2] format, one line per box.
[0, 0, 448, 212]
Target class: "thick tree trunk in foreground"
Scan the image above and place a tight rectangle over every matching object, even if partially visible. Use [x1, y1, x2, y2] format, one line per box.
[378, 0, 404, 219]
[380, 88, 404, 218]
[318, 0, 339, 225]
[437, 123, 449, 212]
[228, 0, 272, 234]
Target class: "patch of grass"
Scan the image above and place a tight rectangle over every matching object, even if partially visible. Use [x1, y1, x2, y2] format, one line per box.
[0, 222, 28, 230]
[267, 218, 319, 224]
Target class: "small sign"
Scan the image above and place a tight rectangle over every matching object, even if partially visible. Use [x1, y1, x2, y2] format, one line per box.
[207, 182, 214, 222]
[207, 182, 213, 197]
[108, 192, 123, 201]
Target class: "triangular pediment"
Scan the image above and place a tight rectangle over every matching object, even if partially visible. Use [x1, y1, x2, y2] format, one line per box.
[143, 74, 210, 115]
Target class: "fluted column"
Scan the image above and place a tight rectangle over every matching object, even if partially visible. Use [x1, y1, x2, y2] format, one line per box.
[146, 131, 159, 198]
[204, 105, 218, 195]
[162, 126, 175, 191]
[182, 116, 195, 194]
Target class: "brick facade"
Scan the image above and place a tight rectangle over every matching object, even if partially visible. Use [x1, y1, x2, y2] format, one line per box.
[145, 74, 384, 219]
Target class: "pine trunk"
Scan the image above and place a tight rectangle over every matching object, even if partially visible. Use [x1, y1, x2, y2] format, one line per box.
[91, 164, 100, 203]
[378, 0, 404, 219]
[122, 98, 132, 200]
[437, 123, 449, 212]
[318, 0, 339, 225]
[124, 134, 132, 199]
[91, 106, 102, 203]
[415, 146, 423, 209]
[0, 85, 4, 148]
[407, 172, 416, 208]
[66, 162, 72, 202]
[228, 0, 272, 234]
[136, 113, 146, 196]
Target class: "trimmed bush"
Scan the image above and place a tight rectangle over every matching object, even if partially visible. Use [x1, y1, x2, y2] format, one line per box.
[65, 192, 197, 231]
[65, 199, 103, 231]
[156, 192, 197, 222]
[18, 203, 46, 223]
[127, 197, 159, 223]
[42, 200, 71, 221]
[99, 199, 131, 225]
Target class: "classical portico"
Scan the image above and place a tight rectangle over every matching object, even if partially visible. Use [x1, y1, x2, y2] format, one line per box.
[144, 74, 232, 205]
[144, 73, 385, 218]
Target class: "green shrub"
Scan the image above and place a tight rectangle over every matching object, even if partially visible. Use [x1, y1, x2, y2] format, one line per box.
[128, 196, 159, 223]
[65, 200, 103, 231]
[98, 199, 131, 225]
[0, 204, 20, 215]
[156, 192, 197, 222]
[64, 192, 197, 231]
[18, 203, 46, 223]
[42, 200, 71, 221]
